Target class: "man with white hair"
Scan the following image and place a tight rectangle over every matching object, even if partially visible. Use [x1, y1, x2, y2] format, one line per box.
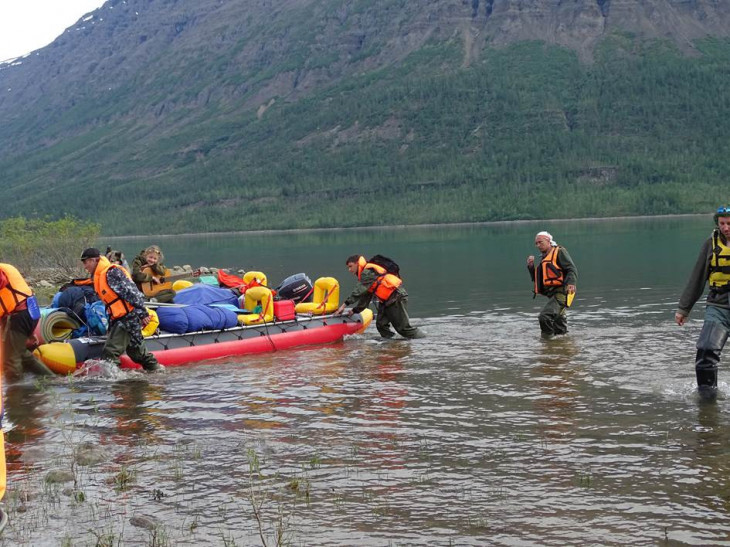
[526, 231, 578, 338]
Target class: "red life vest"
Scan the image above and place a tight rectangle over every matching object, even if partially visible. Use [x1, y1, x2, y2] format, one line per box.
[0, 263, 33, 317]
[93, 256, 135, 320]
[356, 256, 402, 302]
[534, 247, 565, 295]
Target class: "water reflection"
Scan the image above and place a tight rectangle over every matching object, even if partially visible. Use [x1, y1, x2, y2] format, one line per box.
[353, 342, 411, 469]
[531, 336, 581, 442]
[4, 383, 48, 469]
[106, 379, 165, 447]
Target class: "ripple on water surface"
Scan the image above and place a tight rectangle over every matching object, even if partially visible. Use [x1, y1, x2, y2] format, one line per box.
[3, 302, 730, 544]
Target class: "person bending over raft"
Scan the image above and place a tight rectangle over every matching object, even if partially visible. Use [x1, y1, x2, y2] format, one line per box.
[335, 254, 424, 339]
[526, 231, 578, 338]
[80, 248, 163, 372]
[131, 245, 175, 303]
[676, 207, 730, 400]
[0, 263, 54, 381]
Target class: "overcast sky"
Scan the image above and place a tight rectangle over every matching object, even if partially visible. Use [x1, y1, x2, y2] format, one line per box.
[0, 0, 106, 61]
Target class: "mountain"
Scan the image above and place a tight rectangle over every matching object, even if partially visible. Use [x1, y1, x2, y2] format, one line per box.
[1, 0, 729, 235]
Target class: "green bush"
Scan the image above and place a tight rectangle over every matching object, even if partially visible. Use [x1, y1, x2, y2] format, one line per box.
[0, 216, 101, 277]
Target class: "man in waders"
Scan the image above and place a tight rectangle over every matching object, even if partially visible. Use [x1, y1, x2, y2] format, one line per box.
[527, 231, 578, 338]
[0, 263, 54, 381]
[676, 207, 730, 399]
[80, 248, 162, 372]
[335, 254, 424, 339]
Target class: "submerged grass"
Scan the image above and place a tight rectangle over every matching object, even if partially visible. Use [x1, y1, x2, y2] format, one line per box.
[0, 371, 500, 545]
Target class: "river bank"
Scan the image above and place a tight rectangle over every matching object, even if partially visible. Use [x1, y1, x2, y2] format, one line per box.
[102, 213, 710, 240]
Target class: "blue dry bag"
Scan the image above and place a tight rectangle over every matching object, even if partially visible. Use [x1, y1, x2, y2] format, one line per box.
[26, 295, 41, 321]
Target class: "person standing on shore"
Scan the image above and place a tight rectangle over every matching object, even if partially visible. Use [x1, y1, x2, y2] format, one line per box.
[527, 231, 578, 338]
[81, 248, 162, 372]
[676, 207, 730, 399]
[0, 263, 54, 381]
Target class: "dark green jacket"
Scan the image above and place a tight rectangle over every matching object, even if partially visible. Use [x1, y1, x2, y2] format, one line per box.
[344, 267, 407, 313]
[677, 230, 730, 316]
[131, 251, 167, 286]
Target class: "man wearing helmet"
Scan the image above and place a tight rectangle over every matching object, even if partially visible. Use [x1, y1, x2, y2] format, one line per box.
[676, 207, 730, 399]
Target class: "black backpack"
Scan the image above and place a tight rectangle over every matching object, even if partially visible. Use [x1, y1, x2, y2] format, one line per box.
[368, 254, 401, 277]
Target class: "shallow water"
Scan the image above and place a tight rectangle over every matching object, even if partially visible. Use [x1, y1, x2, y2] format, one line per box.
[3, 217, 729, 545]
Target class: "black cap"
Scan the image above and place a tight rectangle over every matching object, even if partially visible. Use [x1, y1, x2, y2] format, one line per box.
[80, 247, 101, 260]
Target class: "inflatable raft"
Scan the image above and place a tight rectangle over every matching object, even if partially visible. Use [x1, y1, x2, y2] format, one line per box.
[34, 309, 372, 375]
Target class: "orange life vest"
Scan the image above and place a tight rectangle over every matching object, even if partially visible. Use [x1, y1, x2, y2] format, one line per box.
[0, 263, 33, 317]
[93, 256, 135, 320]
[534, 246, 565, 295]
[357, 256, 402, 302]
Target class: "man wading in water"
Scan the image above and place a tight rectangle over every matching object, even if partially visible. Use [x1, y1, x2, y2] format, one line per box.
[676, 207, 730, 400]
[335, 254, 424, 339]
[527, 231, 578, 338]
[81, 248, 163, 372]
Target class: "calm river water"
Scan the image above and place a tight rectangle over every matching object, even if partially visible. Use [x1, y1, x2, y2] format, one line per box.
[2, 216, 728, 545]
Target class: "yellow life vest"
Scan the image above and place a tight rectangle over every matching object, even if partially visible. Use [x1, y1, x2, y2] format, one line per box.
[93, 256, 135, 320]
[356, 256, 402, 302]
[709, 230, 730, 288]
[0, 263, 32, 317]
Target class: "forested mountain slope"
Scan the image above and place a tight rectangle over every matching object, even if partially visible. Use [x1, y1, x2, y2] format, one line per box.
[1, 0, 729, 235]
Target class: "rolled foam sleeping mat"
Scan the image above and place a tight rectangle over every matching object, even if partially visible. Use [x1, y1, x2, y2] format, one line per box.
[34, 308, 83, 344]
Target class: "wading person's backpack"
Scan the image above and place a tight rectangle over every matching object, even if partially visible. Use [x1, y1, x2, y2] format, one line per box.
[368, 255, 401, 278]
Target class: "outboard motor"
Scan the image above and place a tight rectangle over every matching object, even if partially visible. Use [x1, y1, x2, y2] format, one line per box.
[275, 273, 313, 303]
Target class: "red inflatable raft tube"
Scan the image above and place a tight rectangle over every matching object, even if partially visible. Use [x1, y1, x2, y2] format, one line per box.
[34, 309, 372, 375]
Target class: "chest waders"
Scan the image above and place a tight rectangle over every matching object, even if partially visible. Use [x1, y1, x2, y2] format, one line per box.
[535, 249, 569, 337]
[695, 320, 728, 398]
[696, 232, 730, 398]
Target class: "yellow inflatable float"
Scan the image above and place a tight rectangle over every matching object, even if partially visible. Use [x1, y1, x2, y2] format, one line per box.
[294, 277, 339, 315]
[238, 286, 274, 325]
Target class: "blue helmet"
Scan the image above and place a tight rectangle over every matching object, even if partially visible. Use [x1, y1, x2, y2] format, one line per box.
[714, 206, 730, 225]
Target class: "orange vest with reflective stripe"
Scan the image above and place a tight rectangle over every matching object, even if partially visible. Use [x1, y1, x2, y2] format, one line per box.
[93, 256, 135, 320]
[534, 246, 565, 295]
[0, 263, 32, 317]
[357, 256, 402, 302]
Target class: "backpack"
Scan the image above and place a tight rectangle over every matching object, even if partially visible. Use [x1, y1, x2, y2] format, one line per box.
[84, 300, 109, 335]
[368, 255, 401, 277]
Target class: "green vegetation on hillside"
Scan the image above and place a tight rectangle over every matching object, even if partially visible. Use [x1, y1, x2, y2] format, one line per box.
[2, 35, 730, 235]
